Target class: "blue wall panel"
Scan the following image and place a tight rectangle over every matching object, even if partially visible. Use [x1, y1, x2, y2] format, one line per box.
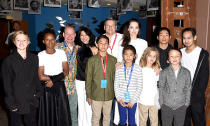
[23, 5, 147, 51]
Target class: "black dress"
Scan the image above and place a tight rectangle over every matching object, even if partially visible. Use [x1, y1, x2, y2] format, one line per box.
[38, 50, 71, 126]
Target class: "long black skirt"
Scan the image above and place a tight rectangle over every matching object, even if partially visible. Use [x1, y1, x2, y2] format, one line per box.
[38, 81, 72, 126]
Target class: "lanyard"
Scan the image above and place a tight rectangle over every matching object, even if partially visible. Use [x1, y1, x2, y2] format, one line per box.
[100, 54, 108, 79]
[124, 63, 134, 91]
[109, 34, 117, 54]
[64, 42, 75, 62]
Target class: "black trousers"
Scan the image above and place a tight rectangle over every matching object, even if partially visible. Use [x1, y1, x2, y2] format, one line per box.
[9, 106, 37, 126]
[184, 102, 206, 126]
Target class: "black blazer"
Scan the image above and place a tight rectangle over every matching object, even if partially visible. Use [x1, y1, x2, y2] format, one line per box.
[191, 49, 209, 104]
[1, 50, 42, 114]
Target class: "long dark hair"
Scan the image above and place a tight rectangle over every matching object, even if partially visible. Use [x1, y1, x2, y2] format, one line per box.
[121, 19, 141, 47]
[75, 27, 95, 47]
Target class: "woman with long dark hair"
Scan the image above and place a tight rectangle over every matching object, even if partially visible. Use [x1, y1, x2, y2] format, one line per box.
[75, 27, 96, 126]
[118, 19, 148, 64]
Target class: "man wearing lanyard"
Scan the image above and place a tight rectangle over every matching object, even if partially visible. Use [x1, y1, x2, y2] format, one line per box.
[104, 18, 123, 59]
[85, 35, 117, 126]
[55, 24, 78, 126]
[104, 18, 123, 125]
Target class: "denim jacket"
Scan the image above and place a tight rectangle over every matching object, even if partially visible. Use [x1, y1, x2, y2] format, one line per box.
[159, 65, 191, 110]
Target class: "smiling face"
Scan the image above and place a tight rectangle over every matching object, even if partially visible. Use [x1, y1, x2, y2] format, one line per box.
[104, 20, 117, 35]
[80, 31, 90, 44]
[123, 49, 136, 64]
[63, 27, 76, 44]
[168, 50, 182, 66]
[43, 33, 56, 50]
[14, 34, 29, 51]
[128, 21, 140, 38]
[157, 30, 171, 44]
[182, 31, 197, 48]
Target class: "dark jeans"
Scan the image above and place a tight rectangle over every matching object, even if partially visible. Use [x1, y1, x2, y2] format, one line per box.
[9, 106, 37, 126]
[184, 102, 206, 126]
[161, 105, 187, 126]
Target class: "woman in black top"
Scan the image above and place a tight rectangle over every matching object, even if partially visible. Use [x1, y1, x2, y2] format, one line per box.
[75, 27, 96, 126]
[1, 31, 41, 126]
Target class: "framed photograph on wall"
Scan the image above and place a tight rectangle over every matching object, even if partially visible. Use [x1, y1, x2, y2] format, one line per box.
[68, 0, 83, 11]
[14, 0, 29, 10]
[69, 11, 81, 19]
[121, 0, 133, 12]
[110, 9, 119, 21]
[0, 0, 12, 12]
[139, 1, 147, 18]
[88, 0, 100, 8]
[44, 0, 61, 7]
[0, 11, 10, 15]
[117, 0, 126, 15]
[28, 0, 41, 14]
[147, 0, 159, 11]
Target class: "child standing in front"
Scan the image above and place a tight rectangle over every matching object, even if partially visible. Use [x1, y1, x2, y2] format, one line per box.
[114, 45, 143, 126]
[138, 47, 160, 126]
[85, 35, 117, 126]
[159, 49, 191, 126]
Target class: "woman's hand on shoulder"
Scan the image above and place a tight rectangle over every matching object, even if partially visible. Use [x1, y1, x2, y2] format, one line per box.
[154, 66, 161, 75]
[90, 46, 98, 55]
[115, 62, 122, 70]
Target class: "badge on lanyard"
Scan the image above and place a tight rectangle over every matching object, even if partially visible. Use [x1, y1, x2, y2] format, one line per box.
[124, 63, 134, 101]
[100, 54, 108, 88]
[124, 91, 131, 101]
[101, 80, 107, 88]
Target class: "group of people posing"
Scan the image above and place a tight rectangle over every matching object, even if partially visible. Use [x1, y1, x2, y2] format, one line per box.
[1, 18, 209, 126]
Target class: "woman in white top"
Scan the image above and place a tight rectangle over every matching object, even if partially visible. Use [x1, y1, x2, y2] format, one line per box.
[118, 19, 148, 64]
[38, 28, 71, 126]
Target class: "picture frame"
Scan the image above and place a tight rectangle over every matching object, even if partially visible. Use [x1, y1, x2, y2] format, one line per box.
[28, 0, 41, 14]
[68, 0, 83, 11]
[0, 0, 12, 12]
[69, 11, 81, 19]
[147, 0, 159, 11]
[44, 0, 61, 7]
[14, 0, 29, 10]
[88, 0, 100, 8]
[110, 9, 119, 21]
[121, 0, 133, 12]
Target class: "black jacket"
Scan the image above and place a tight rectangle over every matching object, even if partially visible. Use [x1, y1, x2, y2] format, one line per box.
[1, 50, 42, 114]
[76, 46, 93, 81]
[191, 49, 209, 104]
[156, 44, 173, 69]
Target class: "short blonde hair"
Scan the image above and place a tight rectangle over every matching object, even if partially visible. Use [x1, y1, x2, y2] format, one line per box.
[13, 30, 30, 42]
[140, 47, 160, 68]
